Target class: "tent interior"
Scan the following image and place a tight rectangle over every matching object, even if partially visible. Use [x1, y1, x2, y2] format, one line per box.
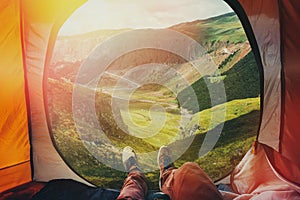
[0, 0, 300, 199]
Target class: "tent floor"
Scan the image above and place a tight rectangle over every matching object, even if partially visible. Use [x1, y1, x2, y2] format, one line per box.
[0, 179, 170, 200]
[0, 181, 45, 200]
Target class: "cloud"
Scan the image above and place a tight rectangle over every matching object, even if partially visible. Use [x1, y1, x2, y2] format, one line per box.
[59, 0, 233, 35]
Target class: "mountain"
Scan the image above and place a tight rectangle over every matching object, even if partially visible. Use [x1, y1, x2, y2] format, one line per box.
[48, 12, 251, 87]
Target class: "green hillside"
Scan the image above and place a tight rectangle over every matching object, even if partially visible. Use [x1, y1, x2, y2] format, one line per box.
[48, 79, 156, 188]
[202, 12, 247, 45]
[178, 51, 260, 113]
[176, 107, 260, 180]
[170, 12, 247, 47]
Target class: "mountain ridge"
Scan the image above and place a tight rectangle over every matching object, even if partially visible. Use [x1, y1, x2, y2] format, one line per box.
[49, 12, 250, 90]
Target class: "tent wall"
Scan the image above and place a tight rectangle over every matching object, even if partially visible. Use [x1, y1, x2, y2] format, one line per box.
[232, 0, 300, 188]
[266, 0, 300, 185]
[280, 0, 300, 169]
[0, 0, 31, 192]
[21, 0, 90, 185]
[238, 0, 282, 152]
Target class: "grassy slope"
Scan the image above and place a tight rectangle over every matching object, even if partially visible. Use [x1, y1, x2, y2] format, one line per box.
[133, 97, 260, 188]
[174, 13, 257, 113]
[175, 109, 260, 180]
[120, 84, 181, 147]
[169, 12, 246, 45]
[201, 12, 248, 45]
[48, 79, 155, 188]
[178, 51, 260, 113]
[175, 97, 260, 180]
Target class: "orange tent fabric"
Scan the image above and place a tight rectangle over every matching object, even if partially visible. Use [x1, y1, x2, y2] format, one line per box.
[0, 0, 31, 192]
[236, 0, 300, 187]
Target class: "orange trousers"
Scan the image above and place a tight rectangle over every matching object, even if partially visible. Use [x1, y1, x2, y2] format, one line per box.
[117, 162, 223, 200]
[160, 162, 223, 200]
[117, 170, 148, 200]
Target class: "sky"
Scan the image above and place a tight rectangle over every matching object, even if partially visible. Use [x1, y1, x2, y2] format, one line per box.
[59, 0, 233, 35]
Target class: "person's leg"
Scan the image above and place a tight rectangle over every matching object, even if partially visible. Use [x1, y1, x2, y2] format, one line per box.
[169, 162, 223, 200]
[117, 146, 148, 200]
[117, 171, 148, 200]
[157, 146, 176, 198]
[159, 167, 177, 198]
[157, 146, 223, 200]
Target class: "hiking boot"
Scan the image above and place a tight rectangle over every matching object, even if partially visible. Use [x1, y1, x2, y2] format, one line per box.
[157, 145, 174, 171]
[157, 145, 175, 190]
[122, 146, 141, 172]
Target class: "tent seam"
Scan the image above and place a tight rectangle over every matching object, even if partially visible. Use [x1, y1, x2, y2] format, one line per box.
[277, 0, 286, 154]
[19, 0, 34, 180]
[0, 160, 31, 171]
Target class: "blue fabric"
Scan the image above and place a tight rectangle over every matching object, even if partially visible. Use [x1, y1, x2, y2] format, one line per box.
[31, 179, 170, 200]
[31, 179, 119, 200]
